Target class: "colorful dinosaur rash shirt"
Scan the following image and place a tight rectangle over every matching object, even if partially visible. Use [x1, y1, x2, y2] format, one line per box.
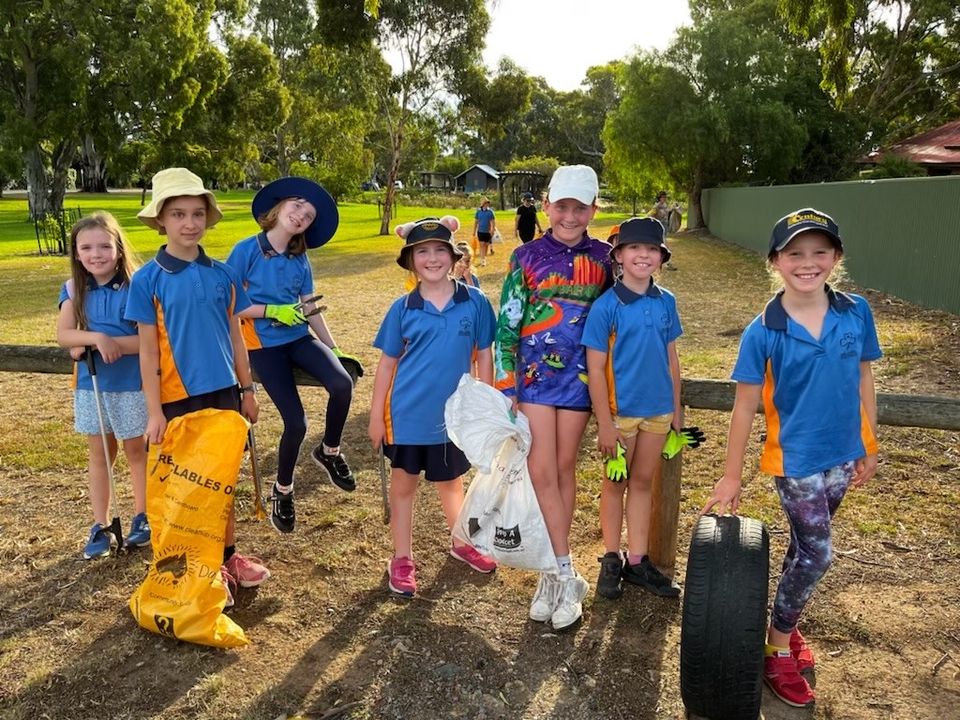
[495, 231, 613, 407]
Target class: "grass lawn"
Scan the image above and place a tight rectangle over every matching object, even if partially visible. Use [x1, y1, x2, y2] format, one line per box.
[1, 192, 958, 719]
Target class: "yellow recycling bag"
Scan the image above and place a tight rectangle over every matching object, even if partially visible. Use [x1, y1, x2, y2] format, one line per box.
[129, 408, 249, 648]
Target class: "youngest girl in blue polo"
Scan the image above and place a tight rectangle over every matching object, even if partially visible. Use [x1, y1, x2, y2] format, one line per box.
[702, 208, 882, 709]
[368, 216, 498, 598]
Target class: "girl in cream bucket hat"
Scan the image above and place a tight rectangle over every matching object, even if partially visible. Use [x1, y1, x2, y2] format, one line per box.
[137, 167, 223, 232]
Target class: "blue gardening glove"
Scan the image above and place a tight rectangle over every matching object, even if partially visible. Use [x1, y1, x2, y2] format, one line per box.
[605, 442, 628, 482]
[332, 347, 364, 379]
[265, 303, 307, 326]
[662, 426, 707, 460]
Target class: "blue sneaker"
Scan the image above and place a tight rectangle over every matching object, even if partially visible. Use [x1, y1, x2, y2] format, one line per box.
[126, 513, 151, 547]
[83, 523, 112, 559]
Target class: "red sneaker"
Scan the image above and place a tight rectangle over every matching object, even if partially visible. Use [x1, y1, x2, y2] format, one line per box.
[389, 556, 417, 597]
[450, 543, 497, 573]
[791, 627, 816, 673]
[764, 653, 815, 708]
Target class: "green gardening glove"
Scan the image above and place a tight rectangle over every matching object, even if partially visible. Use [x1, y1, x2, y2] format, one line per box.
[662, 426, 707, 460]
[332, 347, 365, 379]
[605, 442, 628, 483]
[265, 303, 307, 326]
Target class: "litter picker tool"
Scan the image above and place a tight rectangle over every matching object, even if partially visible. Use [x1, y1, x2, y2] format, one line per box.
[379, 444, 390, 525]
[84, 348, 124, 551]
[247, 426, 267, 520]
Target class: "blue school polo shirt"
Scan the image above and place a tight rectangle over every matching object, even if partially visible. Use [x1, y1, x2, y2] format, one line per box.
[475, 207, 495, 233]
[732, 288, 882, 478]
[125, 246, 251, 404]
[581, 280, 682, 418]
[225, 233, 314, 350]
[374, 282, 496, 445]
[58, 274, 141, 392]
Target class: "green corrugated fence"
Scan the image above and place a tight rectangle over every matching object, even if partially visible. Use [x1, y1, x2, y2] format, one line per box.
[702, 176, 960, 314]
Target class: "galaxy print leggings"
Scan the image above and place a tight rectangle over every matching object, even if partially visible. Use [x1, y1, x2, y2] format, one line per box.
[771, 460, 856, 633]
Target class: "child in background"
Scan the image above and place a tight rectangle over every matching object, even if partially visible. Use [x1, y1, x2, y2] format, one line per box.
[125, 167, 266, 607]
[369, 216, 498, 598]
[495, 165, 613, 629]
[472, 198, 496, 266]
[228, 177, 357, 535]
[582, 218, 682, 600]
[57, 213, 149, 559]
[702, 209, 881, 708]
[451, 241, 481, 288]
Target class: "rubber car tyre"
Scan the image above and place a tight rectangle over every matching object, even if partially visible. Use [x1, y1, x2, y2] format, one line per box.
[680, 514, 769, 720]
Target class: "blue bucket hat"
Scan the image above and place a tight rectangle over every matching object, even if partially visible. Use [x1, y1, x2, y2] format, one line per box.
[608, 217, 672, 263]
[252, 177, 339, 249]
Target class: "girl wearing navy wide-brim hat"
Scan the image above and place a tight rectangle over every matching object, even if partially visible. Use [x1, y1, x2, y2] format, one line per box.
[227, 177, 361, 535]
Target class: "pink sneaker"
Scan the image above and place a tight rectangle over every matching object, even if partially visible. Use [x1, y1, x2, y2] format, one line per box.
[220, 565, 236, 608]
[790, 627, 816, 672]
[389, 556, 417, 597]
[764, 653, 815, 707]
[450, 543, 497, 573]
[225, 553, 271, 588]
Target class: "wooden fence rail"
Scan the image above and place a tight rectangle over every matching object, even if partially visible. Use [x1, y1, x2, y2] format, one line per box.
[2, 344, 958, 573]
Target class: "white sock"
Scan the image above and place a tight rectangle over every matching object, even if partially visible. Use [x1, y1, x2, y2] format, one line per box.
[557, 555, 574, 577]
[275, 482, 293, 495]
[323, 443, 340, 456]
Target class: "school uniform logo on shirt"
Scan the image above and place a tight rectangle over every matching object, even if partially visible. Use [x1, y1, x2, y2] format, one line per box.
[840, 332, 857, 359]
[215, 282, 227, 304]
[459, 317, 473, 336]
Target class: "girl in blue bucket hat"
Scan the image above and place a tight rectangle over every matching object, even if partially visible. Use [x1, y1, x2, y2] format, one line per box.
[227, 177, 362, 535]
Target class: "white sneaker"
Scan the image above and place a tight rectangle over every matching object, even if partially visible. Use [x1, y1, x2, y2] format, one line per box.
[551, 573, 589, 630]
[529, 572, 559, 622]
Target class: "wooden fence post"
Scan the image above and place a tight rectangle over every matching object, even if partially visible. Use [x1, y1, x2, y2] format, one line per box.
[648, 452, 683, 578]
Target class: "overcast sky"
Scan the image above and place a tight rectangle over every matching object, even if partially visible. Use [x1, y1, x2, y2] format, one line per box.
[482, 0, 692, 91]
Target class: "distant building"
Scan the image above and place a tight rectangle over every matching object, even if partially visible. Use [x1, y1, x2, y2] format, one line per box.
[455, 164, 499, 193]
[862, 120, 960, 176]
[418, 171, 454, 191]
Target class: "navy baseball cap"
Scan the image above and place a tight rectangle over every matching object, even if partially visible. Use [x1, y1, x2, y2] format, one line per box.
[608, 217, 671, 263]
[769, 208, 843, 256]
[252, 176, 339, 249]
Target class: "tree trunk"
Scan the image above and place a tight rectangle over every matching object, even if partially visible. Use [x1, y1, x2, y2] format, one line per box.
[25, 146, 52, 220]
[686, 166, 705, 229]
[378, 130, 404, 236]
[80, 134, 108, 193]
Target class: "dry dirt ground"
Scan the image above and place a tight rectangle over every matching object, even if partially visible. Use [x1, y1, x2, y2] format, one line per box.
[1, 230, 958, 720]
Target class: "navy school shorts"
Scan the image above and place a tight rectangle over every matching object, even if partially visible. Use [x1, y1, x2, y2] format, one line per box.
[384, 442, 470, 482]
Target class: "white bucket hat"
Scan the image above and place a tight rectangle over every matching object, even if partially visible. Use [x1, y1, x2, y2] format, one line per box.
[137, 167, 223, 233]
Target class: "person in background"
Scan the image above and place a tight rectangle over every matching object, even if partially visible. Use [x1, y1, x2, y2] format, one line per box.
[472, 197, 497, 266]
[514, 192, 543, 244]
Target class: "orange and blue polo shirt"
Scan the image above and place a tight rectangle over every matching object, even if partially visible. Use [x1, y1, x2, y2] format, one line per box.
[373, 282, 496, 445]
[58, 274, 141, 392]
[732, 288, 882, 478]
[225, 233, 315, 350]
[125, 246, 251, 404]
[581, 280, 682, 418]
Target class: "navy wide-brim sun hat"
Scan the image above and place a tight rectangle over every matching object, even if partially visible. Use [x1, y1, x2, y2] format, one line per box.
[252, 176, 339, 249]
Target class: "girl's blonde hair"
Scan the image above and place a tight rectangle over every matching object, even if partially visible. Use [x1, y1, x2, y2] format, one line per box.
[68, 212, 139, 330]
[454, 241, 473, 261]
[257, 199, 307, 256]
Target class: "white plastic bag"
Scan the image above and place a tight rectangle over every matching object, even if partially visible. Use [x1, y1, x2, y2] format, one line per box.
[445, 375, 555, 572]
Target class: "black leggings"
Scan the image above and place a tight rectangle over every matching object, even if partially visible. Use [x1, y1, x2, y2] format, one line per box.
[249, 336, 353, 486]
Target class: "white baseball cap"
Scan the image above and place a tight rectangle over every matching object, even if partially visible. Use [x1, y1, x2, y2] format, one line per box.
[547, 165, 599, 205]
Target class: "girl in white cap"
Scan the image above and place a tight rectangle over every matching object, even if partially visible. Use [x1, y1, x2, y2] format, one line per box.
[494, 165, 614, 629]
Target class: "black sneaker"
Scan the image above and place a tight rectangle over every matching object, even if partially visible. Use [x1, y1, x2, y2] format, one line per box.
[596, 552, 623, 599]
[269, 484, 295, 534]
[622, 556, 680, 597]
[311, 446, 356, 492]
